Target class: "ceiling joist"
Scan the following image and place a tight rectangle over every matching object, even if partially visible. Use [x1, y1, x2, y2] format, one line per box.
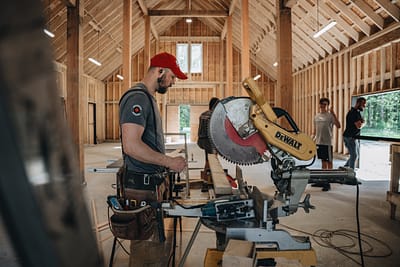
[148, 9, 228, 17]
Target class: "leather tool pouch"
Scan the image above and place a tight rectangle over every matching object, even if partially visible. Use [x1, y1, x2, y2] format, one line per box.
[110, 164, 166, 240]
[110, 206, 156, 240]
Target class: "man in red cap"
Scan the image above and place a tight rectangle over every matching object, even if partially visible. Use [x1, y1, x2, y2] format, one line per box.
[118, 52, 187, 266]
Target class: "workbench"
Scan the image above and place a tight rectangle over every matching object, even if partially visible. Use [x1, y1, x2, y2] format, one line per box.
[204, 247, 317, 267]
[387, 143, 400, 220]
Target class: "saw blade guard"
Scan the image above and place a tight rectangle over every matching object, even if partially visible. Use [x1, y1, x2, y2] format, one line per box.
[209, 97, 268, 165]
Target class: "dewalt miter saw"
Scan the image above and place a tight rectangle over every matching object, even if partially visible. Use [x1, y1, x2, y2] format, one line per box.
[164, 77, 359, 254]
[205, 77, 359, 249]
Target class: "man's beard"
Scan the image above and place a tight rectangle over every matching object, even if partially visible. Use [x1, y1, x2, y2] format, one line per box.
[156, 75, 169, 94]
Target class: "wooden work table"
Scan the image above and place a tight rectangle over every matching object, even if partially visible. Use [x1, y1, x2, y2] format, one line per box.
[387, 143, 400, 220]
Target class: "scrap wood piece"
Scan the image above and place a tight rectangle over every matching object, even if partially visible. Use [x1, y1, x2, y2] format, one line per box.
[208, 154, 232, 195]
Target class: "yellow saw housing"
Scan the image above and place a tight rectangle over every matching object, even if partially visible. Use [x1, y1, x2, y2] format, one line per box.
[242, 77, 316, 161]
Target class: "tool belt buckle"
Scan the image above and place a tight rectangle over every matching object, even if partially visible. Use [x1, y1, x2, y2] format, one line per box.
[143, 174, 150, 185]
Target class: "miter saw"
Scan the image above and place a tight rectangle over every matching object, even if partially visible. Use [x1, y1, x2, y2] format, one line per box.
[207, 77, 359, 248]
[164, 77, 359, 253]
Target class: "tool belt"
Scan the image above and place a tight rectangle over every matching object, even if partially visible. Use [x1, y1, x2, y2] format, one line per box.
[109, 204, 156, 240]
[124, 170, 166, 191]
[111, 165, 168, 241]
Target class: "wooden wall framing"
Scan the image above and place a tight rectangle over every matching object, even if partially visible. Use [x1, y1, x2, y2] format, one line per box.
[103, 19, 275, 142]
[293, 41, 400, 155]
[55, 61, 105, 144]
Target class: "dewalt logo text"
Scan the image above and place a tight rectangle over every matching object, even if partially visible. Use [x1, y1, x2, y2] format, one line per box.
[275, 131, 302, 150]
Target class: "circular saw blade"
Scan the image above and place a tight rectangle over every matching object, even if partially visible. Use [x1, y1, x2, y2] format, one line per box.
[209, 97, 267, 165]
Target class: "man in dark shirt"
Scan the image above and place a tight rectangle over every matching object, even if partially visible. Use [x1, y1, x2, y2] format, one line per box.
[343, 97, 367, 169]
[197, 97, 219, 155]
[197, 97, 219, 181]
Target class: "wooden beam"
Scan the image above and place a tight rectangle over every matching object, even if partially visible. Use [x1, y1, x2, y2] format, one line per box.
[285, 0, 298, 8]
[229, 0, 237, 16]
[351, 27, 400, 57]
[321, 1, 360, 41]
[137, 0, 146, 14]
[159, 36, 221, 42]
[351, 0, 384, 30]
[292, 28, 326, 58]
[122, 0, 132, 91]
[380, 48, 386, 90]
[144, 15, 150, 67]
[241, 0, 250, 85]
[66, 0, 84, 182]
[61, 0, 76, 7]
[299, 0, 350, 47]
[276, 0, 293, 116]
[375, 0, 400, 22]
[330, 0, 371, 36]
[148, 10, 228, 17]
[226, 15, 233, 97]
[292, 15, 334, 55]
[390, 43, 397, 89]
[137, 0, 159, 40]
[221, 0, 237, 40]
[173, 81, 225, 88]
[387, 144, 400, 219]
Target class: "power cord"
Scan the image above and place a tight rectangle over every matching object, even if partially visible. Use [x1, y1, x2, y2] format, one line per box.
[280, 182, 392, 266]
[355, 183, 365, 266]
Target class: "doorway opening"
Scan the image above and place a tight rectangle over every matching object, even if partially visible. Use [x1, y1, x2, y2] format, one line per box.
[179, 105, 190, 142]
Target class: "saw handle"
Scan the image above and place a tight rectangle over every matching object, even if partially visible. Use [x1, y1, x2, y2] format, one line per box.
[272, 107, 300, 133]
[242, 78, 277, 122]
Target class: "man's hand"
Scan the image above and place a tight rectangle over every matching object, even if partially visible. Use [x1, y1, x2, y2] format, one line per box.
[167, 156, 187, 172]
[355, 119, 365, 129]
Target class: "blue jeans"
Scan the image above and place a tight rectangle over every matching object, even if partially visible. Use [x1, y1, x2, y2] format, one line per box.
[343, 136, 359, 169]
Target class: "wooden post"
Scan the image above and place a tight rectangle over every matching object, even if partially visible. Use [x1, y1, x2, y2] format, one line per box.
[387, 144, 400, 220]
[226, 15, 233, 97]
[144, 15, 151, 67]
[122, 0, 132, 91]
[241, 0, 250, 95]
[0, 0, 102, 265]
[66, 0, 85, 183]
[276, 0, 293, 117]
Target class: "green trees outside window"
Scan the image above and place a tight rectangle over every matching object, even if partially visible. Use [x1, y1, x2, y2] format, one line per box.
[357, 90, 400, 140]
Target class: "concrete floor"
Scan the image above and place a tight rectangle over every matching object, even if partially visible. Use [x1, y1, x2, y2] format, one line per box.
[83, 141, 400, 267]
[1, 141, 400, 267]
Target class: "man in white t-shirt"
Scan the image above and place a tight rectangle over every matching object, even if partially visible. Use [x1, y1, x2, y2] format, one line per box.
[312, 97, 341, 191]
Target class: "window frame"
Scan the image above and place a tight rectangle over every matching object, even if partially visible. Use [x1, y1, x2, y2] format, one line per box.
[176, 43, 203, 74]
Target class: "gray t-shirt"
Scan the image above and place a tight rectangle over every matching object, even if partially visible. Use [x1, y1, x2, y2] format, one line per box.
[314, 112, 335, 146]
[119, 83, 165, 173]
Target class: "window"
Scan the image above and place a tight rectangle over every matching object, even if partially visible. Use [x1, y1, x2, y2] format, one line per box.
[176, 43, 203, 74]
[352, 90, 400, 142]
[179, 105, 190, 134]
[176, 44, 188, 73]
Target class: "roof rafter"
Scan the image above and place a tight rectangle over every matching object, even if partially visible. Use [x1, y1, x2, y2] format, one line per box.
[374, 0, 400, 22]
[330, 0, 371, 36]
[351, 0, 384, 30]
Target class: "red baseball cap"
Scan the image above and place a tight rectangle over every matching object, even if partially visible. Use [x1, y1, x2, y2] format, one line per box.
[150, 52, 188, 80]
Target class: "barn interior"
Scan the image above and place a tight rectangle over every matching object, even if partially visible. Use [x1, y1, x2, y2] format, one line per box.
[0, 0, 400, 267]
